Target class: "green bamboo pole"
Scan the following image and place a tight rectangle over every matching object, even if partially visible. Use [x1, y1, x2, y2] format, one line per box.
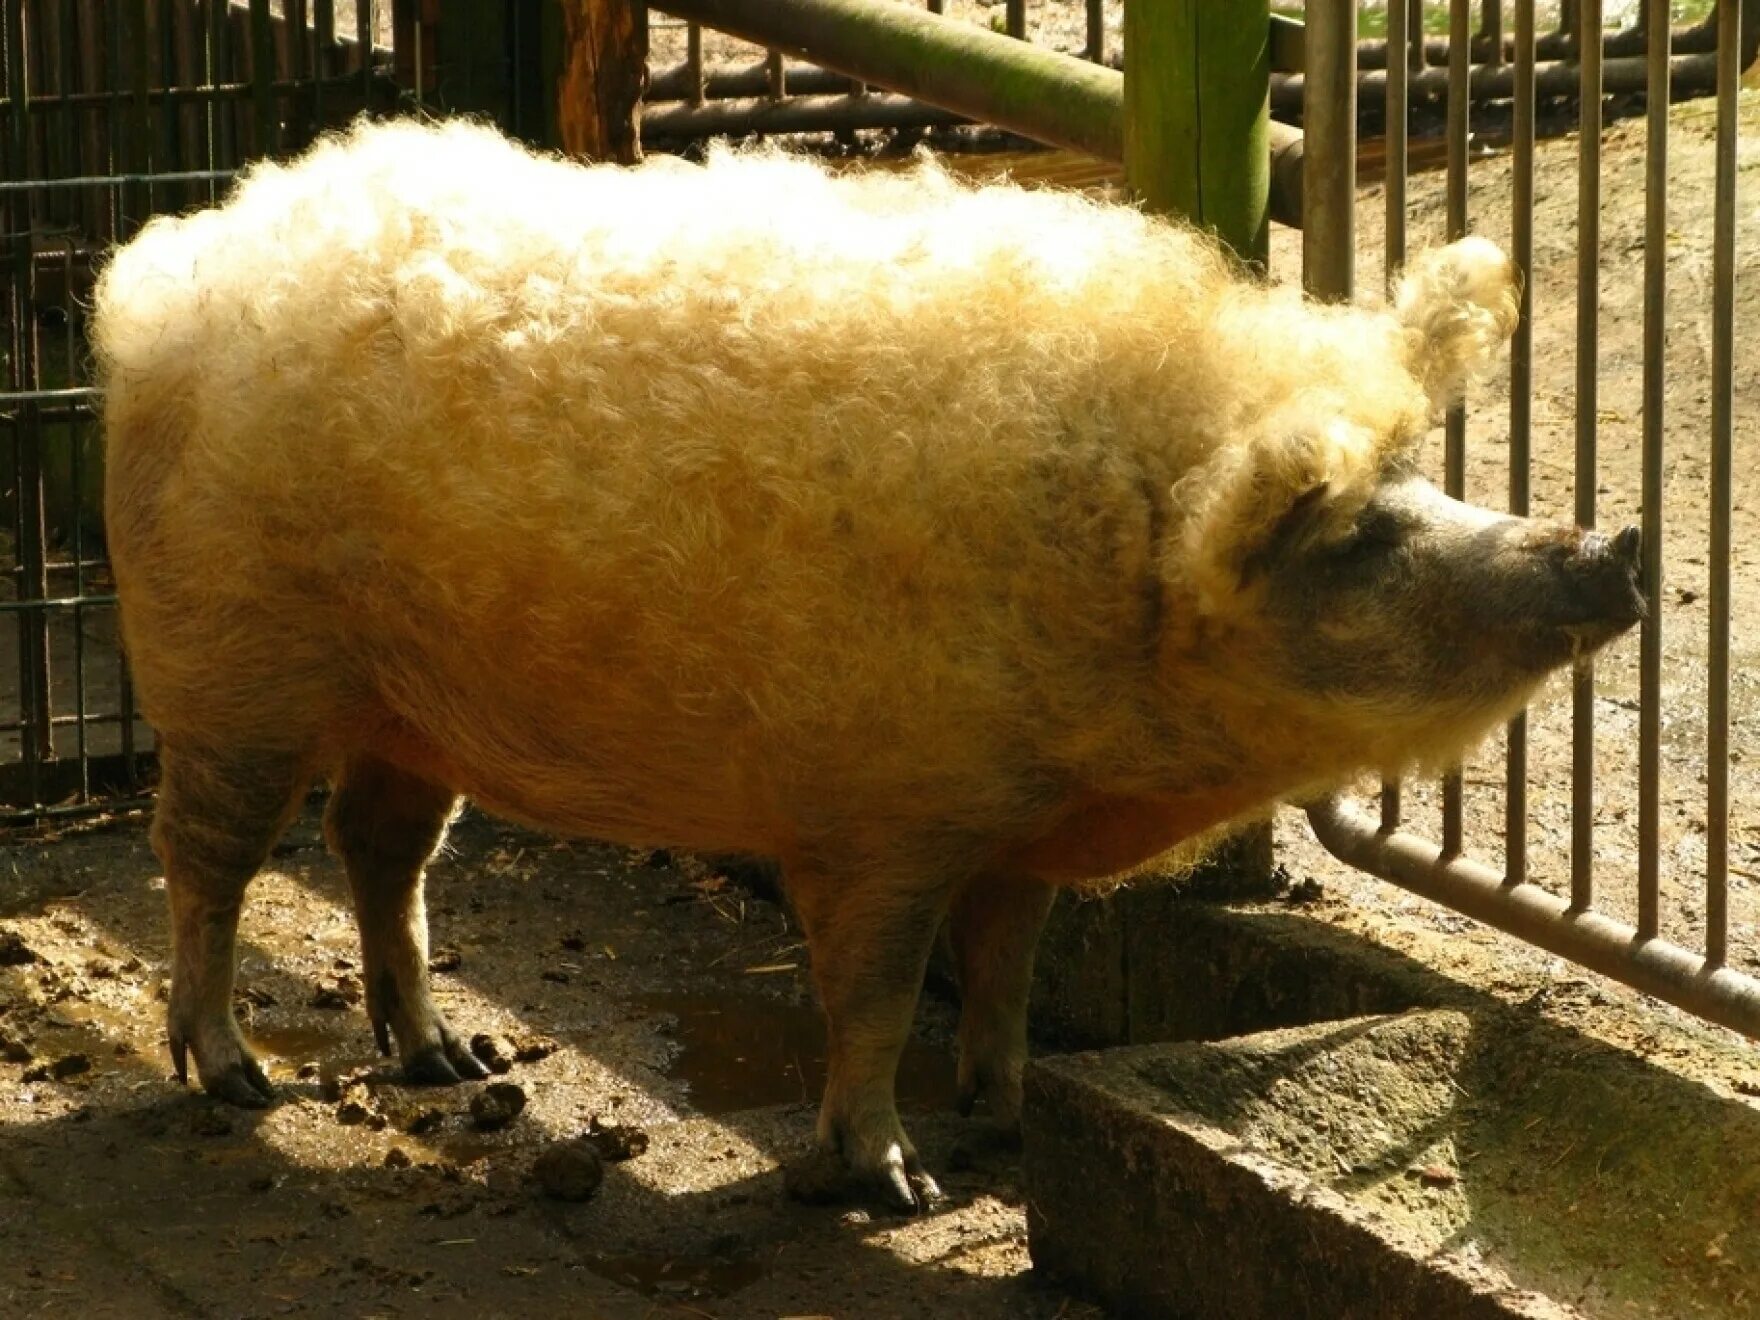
[1124, 0, 1271, 267]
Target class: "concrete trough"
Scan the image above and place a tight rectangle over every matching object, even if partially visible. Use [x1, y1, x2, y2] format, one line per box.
[1022, 1009, 1760, 1320]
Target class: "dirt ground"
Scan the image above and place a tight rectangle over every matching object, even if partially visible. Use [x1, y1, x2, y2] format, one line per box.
[6, 45, 1760, 1320]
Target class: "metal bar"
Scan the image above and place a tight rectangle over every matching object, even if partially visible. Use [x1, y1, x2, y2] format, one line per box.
[766, 46, 785, 98]
[1638, 0, 1670, 941]
[1382, 0, 1411, 836]
[0, 169, 236, 194]
[1706, 0, 1738, 968]
[287, 0, 309, 147]
[686, 22, 704, 105]
[1409, 0, 1425, 69]
[0, 707, 139, 735]
[1306, 798, 1760, 1040]
[0, 593, 121, 614]
[6, 0, 51, 803]
[314, 0, 333, 124]
[1507, 0, 1536, 888]
[1387, 0, 1409, 284]
[1085, 0, 1103, 63]
[1442, 0, 1469, 860]
[1006, 0, 1025, 41]
[1480, 0, 1504, 68]
[1572, 0, 1603, 914]
[358, 0, 372, 106]
[1302, 0, 1355, 300]
[249, 0, 275, 156]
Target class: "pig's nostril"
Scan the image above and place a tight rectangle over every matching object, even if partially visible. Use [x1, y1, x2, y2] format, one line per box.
[1611, 525, 1642, 566]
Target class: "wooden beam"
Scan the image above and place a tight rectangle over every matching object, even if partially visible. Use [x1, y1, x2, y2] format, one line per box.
[549, 0, 649, 163]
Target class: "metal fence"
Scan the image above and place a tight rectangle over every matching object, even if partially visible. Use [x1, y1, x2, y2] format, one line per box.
[639, 0, 1737, 145]
[1, 0, 395, 822]
[1302, 0, 1760, 1040]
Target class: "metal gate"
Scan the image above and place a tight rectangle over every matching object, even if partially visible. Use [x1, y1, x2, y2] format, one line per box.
[1301, 0, 1760, 1039]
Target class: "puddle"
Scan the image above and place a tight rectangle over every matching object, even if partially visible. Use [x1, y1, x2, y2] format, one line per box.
[247, 1020, 360, 1077]
[637, 992, 958, 1116]
[584, 1252, 767, 1302]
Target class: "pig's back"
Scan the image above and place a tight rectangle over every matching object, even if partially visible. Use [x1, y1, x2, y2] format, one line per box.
[88, 120, 1413, 842]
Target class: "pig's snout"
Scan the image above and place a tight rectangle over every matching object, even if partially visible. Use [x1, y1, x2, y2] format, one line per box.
[1557, 523, 1646, 648]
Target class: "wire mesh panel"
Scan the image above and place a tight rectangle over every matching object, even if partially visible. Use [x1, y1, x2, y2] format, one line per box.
[0, 0, 395, 822]
[1304, 0, 1760, 1038]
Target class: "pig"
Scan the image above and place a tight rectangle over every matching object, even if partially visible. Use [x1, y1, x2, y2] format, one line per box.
[90, 118, 1643, 1212]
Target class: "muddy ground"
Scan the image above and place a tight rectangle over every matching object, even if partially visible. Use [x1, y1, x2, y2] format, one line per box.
[5, 61, 1760, 1320]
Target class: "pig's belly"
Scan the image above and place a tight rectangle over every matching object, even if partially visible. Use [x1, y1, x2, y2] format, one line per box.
[358, 700, 783, 855]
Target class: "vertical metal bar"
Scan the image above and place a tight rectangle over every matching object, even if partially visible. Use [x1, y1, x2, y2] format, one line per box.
[1637, 0, 1670, 941]
[1386, 0, 1408, 283]
[8, 0, 52, 797]
[64, 249, 86, 798]
[357, 0, 371, 107]
[766, 47, 784, 98]
[685, 22, 704, 105]
[1302, 0, 1355, 301]
[205, 0, 226, 200]
[1441, 0, 1469, 859]
[1507, 0, 1536, 887]
[1409, 0, 1426, 69]
[158, 0, 182, 210]
[1006, 0, 1025, 40]
[249, 0, 274, 156]
[286, 0, 309, 148]
[1085, 0, 1103, 63]
[127, 0, 150, 222]
[1481, 0, 1504, 67]
[1383, 0, 1411, 836]
[314, 0, 332, 127]
[1572, 0, 1603, 913]
[929, 0, 945, 16]
[1706, 0, 1738, 967]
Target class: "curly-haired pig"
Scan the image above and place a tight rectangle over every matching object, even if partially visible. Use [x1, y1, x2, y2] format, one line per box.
[90, 120, 1643, 1211]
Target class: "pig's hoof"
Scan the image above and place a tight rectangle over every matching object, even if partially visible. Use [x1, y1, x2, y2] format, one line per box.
[170, 1022, 275, 1107]
[782, 1144, 943, 1216]
[403, 1029, 491, 1086]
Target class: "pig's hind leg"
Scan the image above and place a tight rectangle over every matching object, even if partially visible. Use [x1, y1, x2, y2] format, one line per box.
[948, 875, 1057, 1134]
[786, 870, 951, 1214]
[323, 755, 488, 1085]
[153, 739, 314, 1106]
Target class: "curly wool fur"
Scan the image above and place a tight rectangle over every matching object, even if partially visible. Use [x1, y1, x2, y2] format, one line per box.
[94, 118, 1515, 884]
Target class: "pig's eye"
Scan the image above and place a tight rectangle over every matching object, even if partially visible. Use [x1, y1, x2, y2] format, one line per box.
[1331, 512, 1407, 562]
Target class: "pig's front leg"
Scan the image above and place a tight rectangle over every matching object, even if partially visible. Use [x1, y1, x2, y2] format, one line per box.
[787, 869, 951, 1214]
[947, 875, 1057, 1133]
[323, 756, 487, 1084]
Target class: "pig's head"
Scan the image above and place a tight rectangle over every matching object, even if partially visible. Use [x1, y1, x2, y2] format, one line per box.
[1172, 238, 1645, 780]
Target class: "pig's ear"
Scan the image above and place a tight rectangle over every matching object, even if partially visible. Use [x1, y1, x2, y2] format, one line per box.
[1177, 428, 1346, 614]
[1237, 480, 1331, 584]
[1395, 236, 1519, 413]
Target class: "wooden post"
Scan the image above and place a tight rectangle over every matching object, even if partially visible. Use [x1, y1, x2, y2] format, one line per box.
[546, 0, 649, 163]
[1123, 0, 1270, 269]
